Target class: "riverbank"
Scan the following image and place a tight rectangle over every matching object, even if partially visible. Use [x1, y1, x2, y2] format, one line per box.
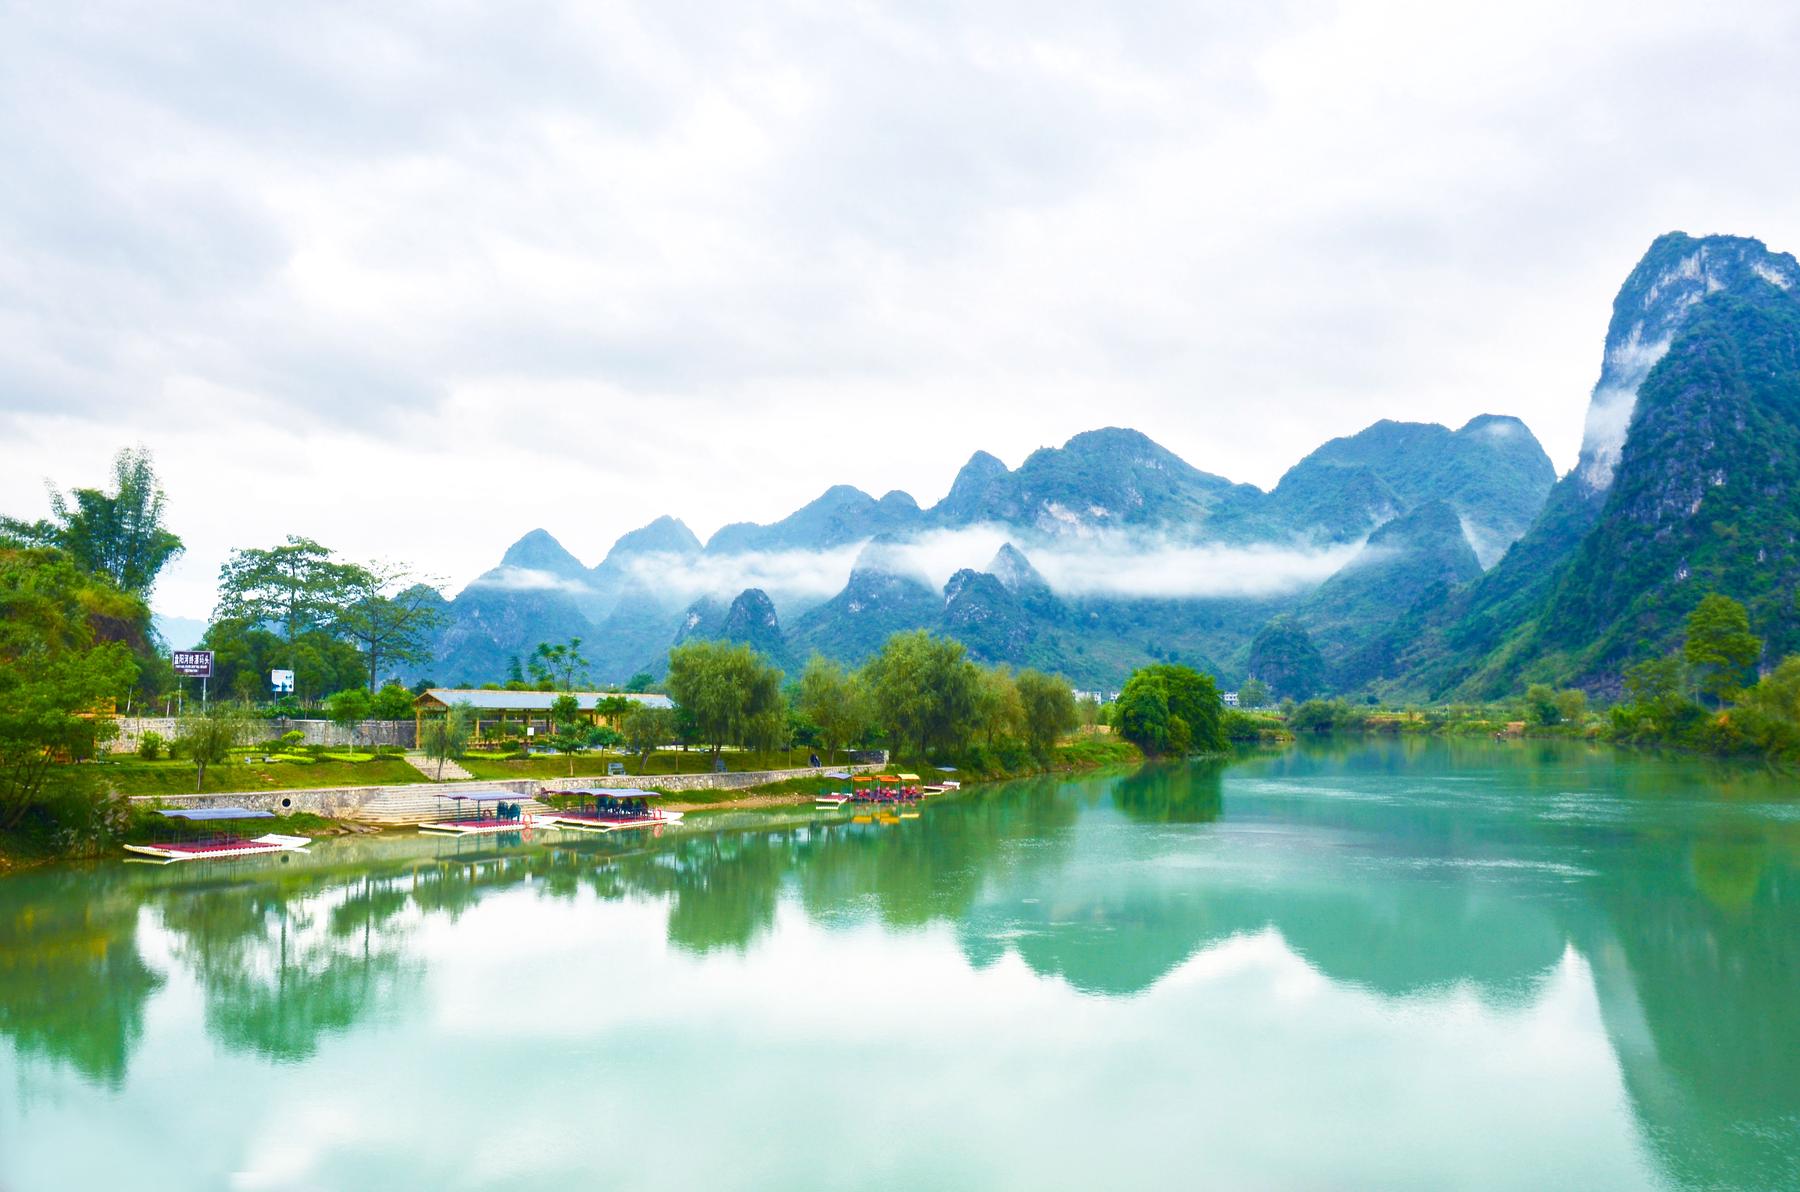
[0, 735, 1142, 872]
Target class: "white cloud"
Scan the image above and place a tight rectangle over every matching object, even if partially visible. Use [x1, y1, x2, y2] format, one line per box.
[468, 566, 594, 595]
[4, 1, 1800, 617]
[618, 525, 1362, 607]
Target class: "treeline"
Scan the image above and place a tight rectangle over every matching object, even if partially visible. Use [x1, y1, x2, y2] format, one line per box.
[2, 450, 178, 842]
[1602, 593, 1800, 761]
[200, 536, 443, 703]
[613, 630, 1087, 771]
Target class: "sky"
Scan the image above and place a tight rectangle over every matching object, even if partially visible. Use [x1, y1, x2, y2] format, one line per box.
[4, 0, 1800, 619]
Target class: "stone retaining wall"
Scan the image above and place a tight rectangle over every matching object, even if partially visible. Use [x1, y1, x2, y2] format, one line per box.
[109, 717, 416, 753]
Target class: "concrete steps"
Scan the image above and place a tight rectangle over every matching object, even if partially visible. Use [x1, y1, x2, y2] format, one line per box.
[402, 751, 472, 782]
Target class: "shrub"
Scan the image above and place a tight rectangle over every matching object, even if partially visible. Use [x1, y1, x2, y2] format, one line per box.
[137, 731, 165, 760]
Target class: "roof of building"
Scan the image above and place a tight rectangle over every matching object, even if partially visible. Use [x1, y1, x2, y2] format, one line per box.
[415, 688, 674, 712]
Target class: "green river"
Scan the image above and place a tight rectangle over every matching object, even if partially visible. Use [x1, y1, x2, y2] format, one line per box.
[2, 739, 1797, 1190]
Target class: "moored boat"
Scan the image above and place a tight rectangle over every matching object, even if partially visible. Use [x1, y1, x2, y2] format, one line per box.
[537, 788, 683, 832]
[123, 808, 311, 863]
[418, 792, 533, 835]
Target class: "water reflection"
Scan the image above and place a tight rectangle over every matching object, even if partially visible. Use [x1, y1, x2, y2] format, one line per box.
[1, 738, 1797, 1187]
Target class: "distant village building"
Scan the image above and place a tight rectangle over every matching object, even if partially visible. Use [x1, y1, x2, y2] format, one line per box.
[412, 688, 672, 741]
[1222, 691, 1240, 707]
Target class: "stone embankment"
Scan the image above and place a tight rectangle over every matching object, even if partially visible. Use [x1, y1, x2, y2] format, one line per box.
[128, 763, 889, 825]
[111, 717, 416, 753]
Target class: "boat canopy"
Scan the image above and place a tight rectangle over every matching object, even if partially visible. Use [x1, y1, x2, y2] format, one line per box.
[896, 773, 921, 781]
[158, 807, 276, 821]
[564, 787, 662, 797]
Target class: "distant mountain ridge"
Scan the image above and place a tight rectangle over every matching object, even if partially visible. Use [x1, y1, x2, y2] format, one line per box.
[407, 231, 1799, 699]
[417, 409, 1556, 686]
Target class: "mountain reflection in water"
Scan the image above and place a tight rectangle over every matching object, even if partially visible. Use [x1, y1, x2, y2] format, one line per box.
[1, 738, 1796, 1190]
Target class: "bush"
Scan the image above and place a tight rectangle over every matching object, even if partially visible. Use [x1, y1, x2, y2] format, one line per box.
[278, 730, 306, 750]
[136, 731, 165, 760]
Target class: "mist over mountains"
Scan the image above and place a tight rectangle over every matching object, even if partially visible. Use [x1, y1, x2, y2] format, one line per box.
[414, 232, 1800, 700]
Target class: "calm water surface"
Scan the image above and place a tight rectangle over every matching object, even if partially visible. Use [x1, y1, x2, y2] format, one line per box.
[2, 739, 1797, 1190]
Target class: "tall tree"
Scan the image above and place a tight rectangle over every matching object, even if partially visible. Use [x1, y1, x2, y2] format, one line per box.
[339, 572, 445, 691]
[664, 640, 784, 762]
[622, 703, 676, 767]
[1016, 669, 1078, 761]
[1114, 663, 1225, 756]
[179, 706, 247, 792]
[859, 630, 979, 762]
[213, 536, 363, 681]
[1684, 594, 1762, 707]
[548, 693, 587, 776]
[528, 638, 590, 691]
[0, 544, 141, 827]
[324, 688, 373, 753]
[3, 446, 184, 597]
[796, 654, 872, 766]
[972, 665, 1025, 749]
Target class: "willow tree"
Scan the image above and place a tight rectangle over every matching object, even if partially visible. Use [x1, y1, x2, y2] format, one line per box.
[664, 640, 784, 763]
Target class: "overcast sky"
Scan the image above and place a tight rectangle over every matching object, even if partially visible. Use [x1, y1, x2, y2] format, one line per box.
[5, 0, 1799, 618]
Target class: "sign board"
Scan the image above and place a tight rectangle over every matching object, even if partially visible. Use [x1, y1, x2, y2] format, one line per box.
[270, 669, 296, 694]
[172, 650, 214, 678]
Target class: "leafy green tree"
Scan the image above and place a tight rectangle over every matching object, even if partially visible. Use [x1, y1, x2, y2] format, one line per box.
[858, 630, 980, 762]
[1016, 669, 1078, 761]
[1684, 594, 1762, 706]
[324, 688, 373, 753]
[179, 706, 247, 792]
[1624, 655, 1683, 707]
[1524, 684, 1562, 727]
[2, 447, 184, 597]
[1114, 663, 1225, 756]
[0, 544, 141, 828]
[1739, 655, 1800, 759]
[548, 693, 587, 775]
[1553, 688, 1588, 726]
[972, 666, 1026, 749]
[528, 638, 590, 690]
[370, 683, 415, 721]
[622, 703, 676, 767]
[625, 671, 655, 693]
[795, 654, 872, 766]
[201, 616, 366, 706]
[1238, 678, 1270, 709]
[213, 537, 363, 692]
[594, 695, 636, 726]
[339, 571, 444, 691]
[420, 704, 472, 780]
[665, 640, 785, 762]
[1115, 672, 1172, 755]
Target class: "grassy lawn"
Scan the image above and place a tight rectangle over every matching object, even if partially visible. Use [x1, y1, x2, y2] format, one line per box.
[98, 755, 427, 796]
